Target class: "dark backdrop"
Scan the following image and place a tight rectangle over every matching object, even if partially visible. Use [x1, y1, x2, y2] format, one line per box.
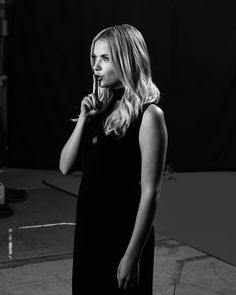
[6, 0, 236, 171]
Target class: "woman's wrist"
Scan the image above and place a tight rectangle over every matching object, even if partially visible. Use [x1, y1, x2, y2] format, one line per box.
[124, 249, 141, 262]
[78, 113, 89, 123]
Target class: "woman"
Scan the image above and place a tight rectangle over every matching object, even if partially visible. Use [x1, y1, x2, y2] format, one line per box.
[60, 24, 167, 294]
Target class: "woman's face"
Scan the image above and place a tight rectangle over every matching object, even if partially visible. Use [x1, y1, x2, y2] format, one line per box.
[92, 39, 123, 89]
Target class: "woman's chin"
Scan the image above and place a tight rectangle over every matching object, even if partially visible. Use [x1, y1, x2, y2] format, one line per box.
[100, 82, 120, 90]
[100, 83, 110, 88]
[99, 81, 105, 88]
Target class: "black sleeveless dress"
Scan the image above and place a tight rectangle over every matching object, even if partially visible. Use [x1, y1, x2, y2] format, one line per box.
[72, 89, 155, 294]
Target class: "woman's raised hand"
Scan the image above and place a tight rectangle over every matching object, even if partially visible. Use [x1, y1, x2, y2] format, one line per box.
[80, 75, 103, 118]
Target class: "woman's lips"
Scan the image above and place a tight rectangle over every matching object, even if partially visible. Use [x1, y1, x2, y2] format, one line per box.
[94, 75, 102, 80]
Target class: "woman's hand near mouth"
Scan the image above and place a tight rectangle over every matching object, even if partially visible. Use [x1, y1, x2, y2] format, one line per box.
[80, 75, 104, 118]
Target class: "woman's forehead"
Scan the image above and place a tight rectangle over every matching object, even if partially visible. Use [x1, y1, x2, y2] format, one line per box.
[93, 39, 109, 55]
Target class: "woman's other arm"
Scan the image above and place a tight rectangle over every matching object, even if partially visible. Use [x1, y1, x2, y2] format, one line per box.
[126, 104, 167, 258]
[117, 104, 167, 289]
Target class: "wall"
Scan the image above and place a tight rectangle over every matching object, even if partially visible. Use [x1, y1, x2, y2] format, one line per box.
[6, 0, 236, 171]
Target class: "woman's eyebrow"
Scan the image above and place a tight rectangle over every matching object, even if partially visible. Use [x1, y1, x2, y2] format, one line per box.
[92, 53, 109, 57]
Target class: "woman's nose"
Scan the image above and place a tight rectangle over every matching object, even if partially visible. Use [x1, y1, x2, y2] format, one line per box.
[93, 59, 101, 71]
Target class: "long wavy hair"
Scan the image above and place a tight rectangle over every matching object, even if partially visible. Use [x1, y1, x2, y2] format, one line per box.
[90, 24, 160, 136]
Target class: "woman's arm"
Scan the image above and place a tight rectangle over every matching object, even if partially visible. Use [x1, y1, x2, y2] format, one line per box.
[59, 115, 87, 175]
[117, 104, 167, 289]
[125, 104, 167, 258]
[60, 76, 104, 175]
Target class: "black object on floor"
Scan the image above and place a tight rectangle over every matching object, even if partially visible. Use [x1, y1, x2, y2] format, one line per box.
[0, 203, 14, 218]
[5, 188, 26, 202]
[42, 180, 77, 197]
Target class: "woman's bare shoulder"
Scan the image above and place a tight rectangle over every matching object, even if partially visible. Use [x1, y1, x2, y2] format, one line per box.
[139, 103, 167, 151]
[142, 104, 165, 125]
[139, 104, 167, 139]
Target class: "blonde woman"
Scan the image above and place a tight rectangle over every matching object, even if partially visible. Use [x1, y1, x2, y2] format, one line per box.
[60, 24, 167, 294]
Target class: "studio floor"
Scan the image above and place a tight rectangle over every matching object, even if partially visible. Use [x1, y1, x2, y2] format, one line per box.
[0, 168, 236, 295]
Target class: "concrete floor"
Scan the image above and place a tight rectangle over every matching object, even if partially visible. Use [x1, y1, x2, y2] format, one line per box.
[1, 168, 236, 294]
[0, 236, 236, 295]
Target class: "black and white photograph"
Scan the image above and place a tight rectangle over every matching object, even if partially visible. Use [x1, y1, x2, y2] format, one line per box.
[0, 1, 236, 294]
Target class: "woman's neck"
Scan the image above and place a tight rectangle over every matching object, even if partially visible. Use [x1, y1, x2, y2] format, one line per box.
[111, 87, 125, 101]
[99, 87, 125, 116]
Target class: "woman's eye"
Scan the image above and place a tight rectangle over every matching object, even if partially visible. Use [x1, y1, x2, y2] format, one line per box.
[92, 55, 109, 63]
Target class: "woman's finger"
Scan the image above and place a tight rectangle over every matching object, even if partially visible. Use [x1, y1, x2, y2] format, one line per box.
[82, 100, 91, 112]
[88, 94, 99, 109]
[92, 74, 98, 97]
[83, 95, 94, 108]
[117, 270, 124, 289]
[124, 278, 131, 290]
[82, 95, 99, 116]
[118, 278, 125, 289]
